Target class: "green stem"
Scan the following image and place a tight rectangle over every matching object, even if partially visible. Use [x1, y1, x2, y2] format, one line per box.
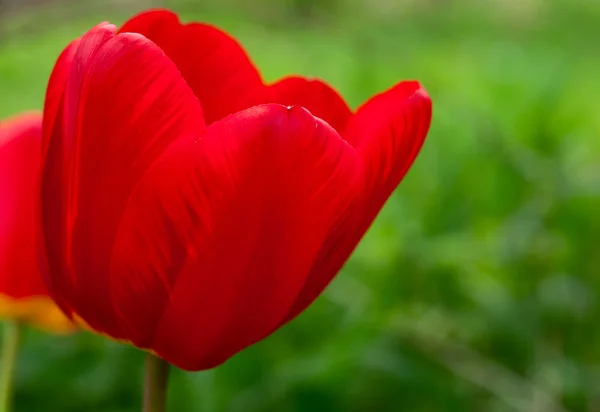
[0, 321, 21, 412]
[142, 353, 170, 412]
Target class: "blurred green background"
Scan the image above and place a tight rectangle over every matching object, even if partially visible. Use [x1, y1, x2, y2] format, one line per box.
[1, 0, 600, 411]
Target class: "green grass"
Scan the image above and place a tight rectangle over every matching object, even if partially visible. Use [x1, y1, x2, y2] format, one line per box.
[1, 0, 599, 411]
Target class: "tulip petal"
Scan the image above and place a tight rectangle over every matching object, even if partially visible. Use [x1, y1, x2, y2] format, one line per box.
[267, 76, 352, 134]
[109, 104, 363, 369]
[119, 10, 353, 132]
[282, 81, 432, 323]
[119, 9, 264, 125]
[0, 114, 74, 334]
[38, 40, 79, 309]
[344, 81, 432, 203]
[41, 27, 204, 339]
[0, 113, 44, 298]
[42, 38, 80, 158]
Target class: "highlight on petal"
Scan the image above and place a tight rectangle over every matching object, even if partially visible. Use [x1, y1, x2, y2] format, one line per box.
[119, 9, 264, 124]
[282, 81, 432, 324]
[40, 26, 204, 340]
[62, 23, 117, 149]
[267, 76, 352, 134]
[108, 104, 363, 370]
[0, 113, 75, 334]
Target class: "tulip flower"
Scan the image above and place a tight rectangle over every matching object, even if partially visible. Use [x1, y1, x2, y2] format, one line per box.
[0, 113, 74, 412]
[40, 9, 431, 409]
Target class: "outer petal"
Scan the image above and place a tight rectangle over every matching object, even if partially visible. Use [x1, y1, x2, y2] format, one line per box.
[41, 25, 204, 339]
[119, 9, 264, 125]
[41, 23, 118, 315]
[282, 81, 432, 322]
[38, 39, 79, 310]
[0, 113, 74, 333]
[42, 38, 80, 159]
[267, 76, 352, 134]
[108, 104, 363, 370]
[344, 81, 432, 204]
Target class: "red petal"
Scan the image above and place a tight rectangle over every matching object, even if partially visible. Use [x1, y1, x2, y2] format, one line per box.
[119, 10, 354, 133]
[42, 38, 80, 159]
[282, 81, 432, 323]
[40, 26, 204, 339]
[345, 81, 432, 204]
[0, 113, 46, 299]
[109, 104, 363, 369]
[267, 76, 352, 134]
[119, 9, 264, 125]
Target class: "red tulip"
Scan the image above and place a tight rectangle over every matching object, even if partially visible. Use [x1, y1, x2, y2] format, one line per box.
[40, 9, 432, 370]
[0, 113, 73, 333]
